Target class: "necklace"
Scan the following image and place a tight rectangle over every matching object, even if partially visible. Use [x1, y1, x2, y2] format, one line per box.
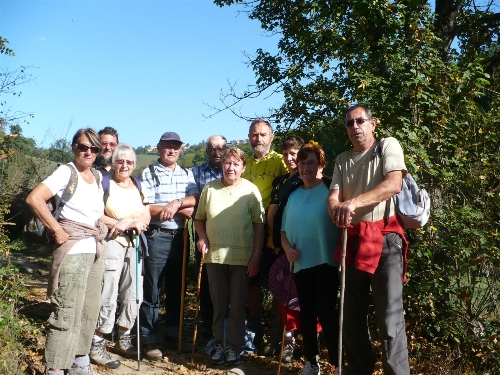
[115, 178, 131, 188]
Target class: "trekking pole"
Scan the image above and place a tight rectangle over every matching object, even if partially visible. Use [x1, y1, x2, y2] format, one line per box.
[178, 218, 189, 353]
[190, 252, 205, 365]
[135, 233, 141, 371]
[338, 228, 348, 375]
[278, 245, 295, 375]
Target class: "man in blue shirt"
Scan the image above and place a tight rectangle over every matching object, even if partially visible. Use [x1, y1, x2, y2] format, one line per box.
[190, 135, 227, 337]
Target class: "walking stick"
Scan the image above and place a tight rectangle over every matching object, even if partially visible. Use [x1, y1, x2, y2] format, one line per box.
[191, 253, 205, 365]
[337, 228, 348, 375]
[135, 233, 141, 371]
[178, 218, 189, 353]
[278, 245, 295, 375]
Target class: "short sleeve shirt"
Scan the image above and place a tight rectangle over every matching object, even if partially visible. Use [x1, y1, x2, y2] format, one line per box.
[242, 150, 288, 209]
[330, 137, 406, 224]
[140, 160, 198, 230]
[195, 178, 265, 266]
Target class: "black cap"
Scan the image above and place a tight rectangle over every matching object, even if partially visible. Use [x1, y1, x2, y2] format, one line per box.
[159, 132, 182, 143]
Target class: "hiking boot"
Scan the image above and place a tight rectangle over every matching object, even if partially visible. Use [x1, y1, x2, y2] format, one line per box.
[141, 343, 163, 361]
[114, 333, 138, 358]
[282, 334, 295, 363]
[67, 364, 102, 375]
[225, 347, 241, 365]
[89, 340, 121, 369]
[211, 343, 225, 365]
[298, 361, 320, 375]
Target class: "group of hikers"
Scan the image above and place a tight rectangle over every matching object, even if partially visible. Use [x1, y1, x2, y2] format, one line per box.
[26, 104, 411, 375]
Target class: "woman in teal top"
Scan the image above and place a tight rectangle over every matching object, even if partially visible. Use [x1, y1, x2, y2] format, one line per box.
[281, 143, 341, 375]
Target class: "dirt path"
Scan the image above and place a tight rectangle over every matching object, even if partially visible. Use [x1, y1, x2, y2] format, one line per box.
[12, 246, 320, 375]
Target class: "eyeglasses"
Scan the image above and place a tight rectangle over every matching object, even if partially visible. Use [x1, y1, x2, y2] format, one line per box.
[115, 159, 134, 166]
[75, 143, 100, 153]
[102, 141, 116, 148]
[209, 147, 226, 153]
[345, 118, 369, 127]
[298, 161, 318, 168]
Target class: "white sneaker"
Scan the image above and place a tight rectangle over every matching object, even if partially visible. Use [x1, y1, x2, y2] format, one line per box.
[298, 361, 320, 375]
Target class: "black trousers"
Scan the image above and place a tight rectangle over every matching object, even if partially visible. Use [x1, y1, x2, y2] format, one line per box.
[294, 263, 340, 365]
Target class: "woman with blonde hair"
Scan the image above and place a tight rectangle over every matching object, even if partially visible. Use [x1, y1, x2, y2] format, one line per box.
[90, 144, 150, 368]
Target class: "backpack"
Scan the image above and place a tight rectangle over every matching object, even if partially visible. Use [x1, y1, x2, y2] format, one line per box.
[24, 164, 101, 244]
[148, 163, 189, 187]
[272, 176, 332, 249]
[375, 139, 431, 229]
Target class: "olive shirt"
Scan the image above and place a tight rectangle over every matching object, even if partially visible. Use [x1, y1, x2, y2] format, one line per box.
[330, 137, 407, 224]
[242, 150, 288, 210]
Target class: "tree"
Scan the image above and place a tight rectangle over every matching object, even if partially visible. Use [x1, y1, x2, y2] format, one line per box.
[0, 37, 35, 129]
[214, 0, 500, 371]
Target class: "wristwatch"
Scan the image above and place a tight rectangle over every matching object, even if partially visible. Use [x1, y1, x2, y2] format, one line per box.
[177, 198, 183, 207]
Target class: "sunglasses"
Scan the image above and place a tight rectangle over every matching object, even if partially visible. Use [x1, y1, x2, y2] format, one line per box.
[115, 159, 134, 166]
[102, 141, 116, 148]
[75, 143, 100, 153]
[345, 118, 369, 127]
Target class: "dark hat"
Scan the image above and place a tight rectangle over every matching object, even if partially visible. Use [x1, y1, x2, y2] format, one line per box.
[159, 132, 182, 143]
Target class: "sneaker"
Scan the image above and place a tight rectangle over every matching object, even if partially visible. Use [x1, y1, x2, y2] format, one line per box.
[225, 347, 241, 365]
[298, 361, 320, 375]
[114, 333, 138, 358]
[67, 364, 102, 375]
[211, 343, 225, 365]
[282, 335, 295, 363]
[89, 340, 121, 369]
[141, 343, 163, 361]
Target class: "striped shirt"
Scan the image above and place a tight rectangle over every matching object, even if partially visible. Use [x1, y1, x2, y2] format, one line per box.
[140, 160, 198, 230]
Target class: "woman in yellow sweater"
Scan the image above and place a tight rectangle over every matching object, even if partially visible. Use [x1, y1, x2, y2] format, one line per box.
[195, 147, 265, 366]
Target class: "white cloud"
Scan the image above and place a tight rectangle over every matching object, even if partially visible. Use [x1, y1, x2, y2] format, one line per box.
[34, 37, 47, 42]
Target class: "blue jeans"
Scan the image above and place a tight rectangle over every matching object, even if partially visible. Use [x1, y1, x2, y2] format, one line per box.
[139, 228, 184, 344]
[343, 232, 410, 375]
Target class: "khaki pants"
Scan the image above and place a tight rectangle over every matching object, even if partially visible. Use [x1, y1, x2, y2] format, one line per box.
[97, 240, 142, 333]
[44, 253, 102, 369]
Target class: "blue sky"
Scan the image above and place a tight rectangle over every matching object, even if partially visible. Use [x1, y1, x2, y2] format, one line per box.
[0, 0, 281, 148]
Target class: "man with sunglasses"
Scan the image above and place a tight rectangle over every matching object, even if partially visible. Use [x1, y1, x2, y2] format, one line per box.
[327, 104, 410, 375]
[93, 127, 119, 176]
[139, 131, 199, 361]
[190, 135, 227, 338]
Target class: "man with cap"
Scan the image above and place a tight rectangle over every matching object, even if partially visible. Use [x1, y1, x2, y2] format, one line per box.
[93, 126, 119, 176]
[190, 135, 227, 338]
[139, 132, 199, 361]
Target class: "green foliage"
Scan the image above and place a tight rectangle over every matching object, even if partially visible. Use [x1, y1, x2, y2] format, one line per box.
[215, 0, 500, 371]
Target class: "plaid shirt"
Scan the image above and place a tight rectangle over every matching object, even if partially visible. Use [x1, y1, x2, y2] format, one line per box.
[190, 161, 223, 194]
[140, 160, 198, 230]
